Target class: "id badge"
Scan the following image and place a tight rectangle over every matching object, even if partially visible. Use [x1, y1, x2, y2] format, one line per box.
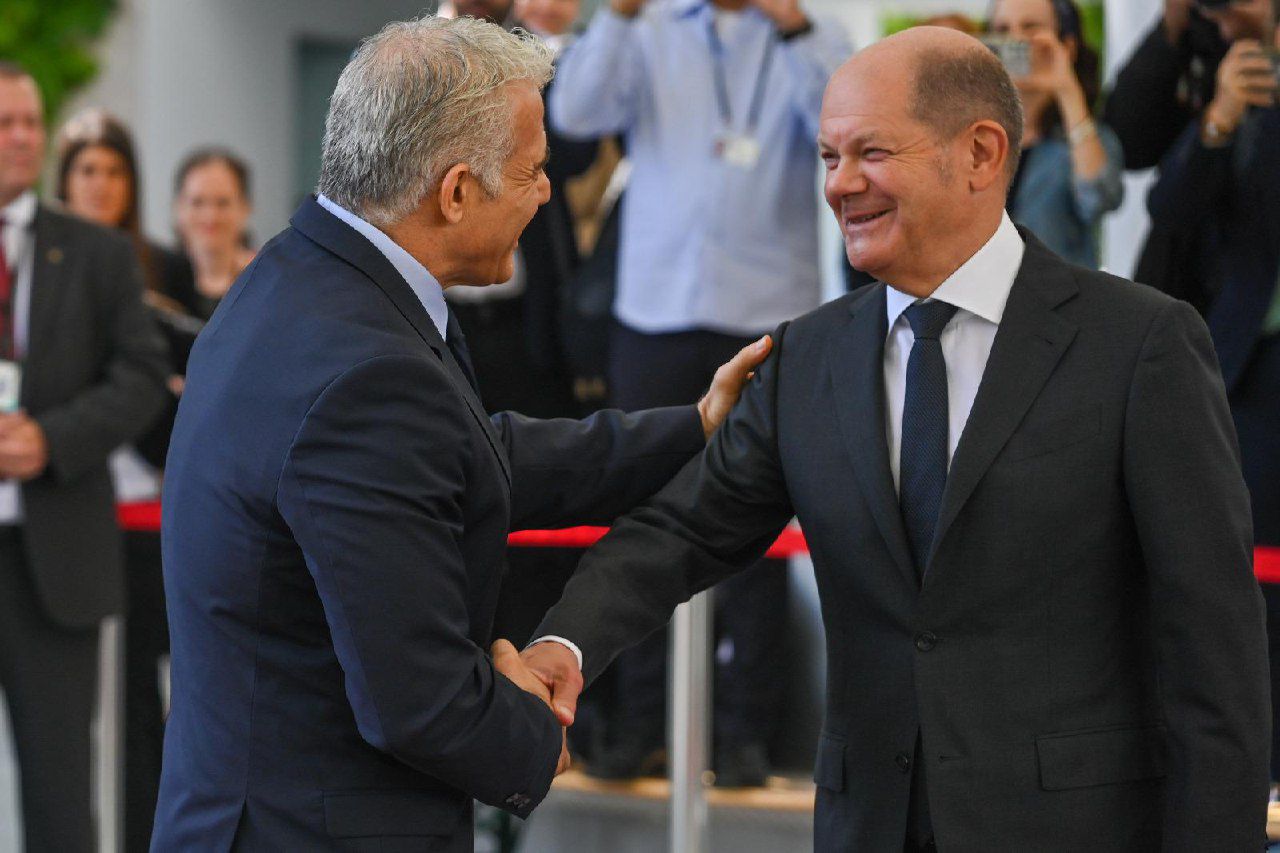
[0, 361, 19, 413]
[715, 134, 762, 170]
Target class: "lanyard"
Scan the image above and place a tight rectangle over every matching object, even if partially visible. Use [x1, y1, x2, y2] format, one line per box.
[707, 18, 776, 136]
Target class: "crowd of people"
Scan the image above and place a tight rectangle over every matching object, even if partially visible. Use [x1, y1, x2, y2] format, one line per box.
[0, 0, 1276, 849]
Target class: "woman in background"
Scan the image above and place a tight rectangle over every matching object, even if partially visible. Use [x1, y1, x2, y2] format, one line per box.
[988, 0, 1125, 268]
[55, 108, 200, 853]
[171, 148, 255, 319]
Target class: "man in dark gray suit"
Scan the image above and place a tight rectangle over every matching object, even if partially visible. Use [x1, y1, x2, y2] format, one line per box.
[519, 26, 1272, 851]
[0, 62, 169, 851]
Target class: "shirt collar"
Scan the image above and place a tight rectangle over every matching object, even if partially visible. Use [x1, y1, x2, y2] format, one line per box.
[1, 190, 37, 230]
[884, 211, 1025, 335]
[316, 194, 450, 341]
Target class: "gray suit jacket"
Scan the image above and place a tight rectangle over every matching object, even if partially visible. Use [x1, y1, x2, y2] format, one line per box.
[19, 205, 169, 628]
[537, 234, 1271, 851]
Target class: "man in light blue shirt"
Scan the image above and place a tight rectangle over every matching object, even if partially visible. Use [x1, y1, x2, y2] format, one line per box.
[549, 0, 850, 785]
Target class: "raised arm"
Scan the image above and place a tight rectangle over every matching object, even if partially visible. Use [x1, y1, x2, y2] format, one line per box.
[549, 2, 649, 138]
[517, 324, 796, 719]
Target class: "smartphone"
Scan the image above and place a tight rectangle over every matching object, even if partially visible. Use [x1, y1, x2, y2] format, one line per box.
[980, 37, 1032, 79]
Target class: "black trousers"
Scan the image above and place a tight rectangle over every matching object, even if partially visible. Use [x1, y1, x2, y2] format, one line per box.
[1231, 334, 1280, 778]
[605, 321, 787, 747]
[123, 530, 169, 853]
[0, 527, 99, 852]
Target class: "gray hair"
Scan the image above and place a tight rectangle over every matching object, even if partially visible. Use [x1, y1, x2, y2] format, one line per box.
[910, 45, 1025, 181]
[318, 16, 553, 227]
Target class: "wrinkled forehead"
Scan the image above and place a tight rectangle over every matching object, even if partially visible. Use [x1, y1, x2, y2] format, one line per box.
[819, 63, 915, 138]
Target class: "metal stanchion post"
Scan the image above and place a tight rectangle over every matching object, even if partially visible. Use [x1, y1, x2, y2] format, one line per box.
[98, 615, 124, 853]
[669, 590, 712, 853]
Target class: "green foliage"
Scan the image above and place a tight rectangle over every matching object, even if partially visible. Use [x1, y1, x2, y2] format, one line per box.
[0, 0, 118, 124]
[882, 2, 1106, 54]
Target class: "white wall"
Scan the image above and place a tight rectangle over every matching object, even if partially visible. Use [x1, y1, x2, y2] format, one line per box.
[62, 0, 434, 246]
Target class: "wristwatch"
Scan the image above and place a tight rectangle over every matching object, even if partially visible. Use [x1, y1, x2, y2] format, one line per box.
[778, 18, 813, 41]
[1202, 116, 1236, 148]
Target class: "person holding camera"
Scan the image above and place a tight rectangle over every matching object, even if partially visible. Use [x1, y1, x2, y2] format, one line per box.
[1105, 0, 1275, 311]
[987, 0, 1124, 269]
[1147, 4, 1280, 786]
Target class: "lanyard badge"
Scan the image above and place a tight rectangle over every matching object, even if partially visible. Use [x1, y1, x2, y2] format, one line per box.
[709, 22, 775, 171]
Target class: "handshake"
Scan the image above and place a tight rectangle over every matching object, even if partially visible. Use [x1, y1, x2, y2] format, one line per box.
[491, 639, 585, 777]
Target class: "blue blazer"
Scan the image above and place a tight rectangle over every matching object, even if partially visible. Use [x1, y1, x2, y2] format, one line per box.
[151, 197, 705, 851]
[1147, 108, 1280, 544]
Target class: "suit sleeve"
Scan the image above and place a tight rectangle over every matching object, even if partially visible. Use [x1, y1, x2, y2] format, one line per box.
[1146, 119, 1234, 232]
[1122, 300, 1270, 847]
[533, 324, 796, 683]
[1102, 22, 1196, 171]
[495, 405, 705, 531]
[277, 354, 562, 815]
[35, 232, 169, 482]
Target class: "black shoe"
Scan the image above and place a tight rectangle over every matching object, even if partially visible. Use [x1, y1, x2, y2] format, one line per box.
[585, 736, 667, 780]
[713, 741, 770, 788]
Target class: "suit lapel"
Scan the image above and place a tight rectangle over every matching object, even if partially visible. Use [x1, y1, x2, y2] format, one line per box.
[290, 197, 512, 486]
[829, 285, 919, 589]
[929, 238, 1079, 570]
[21, 207, 70, 406]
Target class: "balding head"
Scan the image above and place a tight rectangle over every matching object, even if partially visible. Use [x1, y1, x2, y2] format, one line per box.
[837, 27, 1023, 180]
[819, 27, 1022, 296]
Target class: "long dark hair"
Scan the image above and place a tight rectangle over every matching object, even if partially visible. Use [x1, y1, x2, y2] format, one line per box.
[988, 0, 1101, 136]
[54, 109, 164, 291]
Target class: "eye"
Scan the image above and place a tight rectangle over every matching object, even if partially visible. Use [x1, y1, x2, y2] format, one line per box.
[820, 152, 839, 170]
[863, 148, 889, 161]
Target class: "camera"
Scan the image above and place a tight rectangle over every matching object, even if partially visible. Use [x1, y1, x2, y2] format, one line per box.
[981, 37, 1032, 78]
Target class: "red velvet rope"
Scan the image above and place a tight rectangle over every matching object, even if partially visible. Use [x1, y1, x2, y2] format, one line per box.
[115, 501, 1280, 582]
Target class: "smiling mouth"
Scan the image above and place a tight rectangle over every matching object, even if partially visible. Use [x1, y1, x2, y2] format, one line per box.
[847, 210, 891, 226]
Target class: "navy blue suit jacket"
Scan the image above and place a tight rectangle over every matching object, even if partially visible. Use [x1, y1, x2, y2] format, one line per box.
[152, 197, 704, 851]
[1147, 108, 1280, 543]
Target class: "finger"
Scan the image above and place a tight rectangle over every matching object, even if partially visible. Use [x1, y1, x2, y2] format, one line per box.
[721, 335, 773, 384]
[556, 730, 571, 775]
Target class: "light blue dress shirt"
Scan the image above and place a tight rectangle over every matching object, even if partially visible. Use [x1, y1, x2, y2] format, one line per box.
[550, 0, 852, 336]
[316, 194, 450, 340]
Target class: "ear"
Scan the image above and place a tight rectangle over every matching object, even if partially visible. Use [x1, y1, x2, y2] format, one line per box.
[968, 120, 1009, 193]
[437, 163, 473, 226]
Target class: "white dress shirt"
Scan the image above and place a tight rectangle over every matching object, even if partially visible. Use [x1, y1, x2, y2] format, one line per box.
[0, 190, 38, 523]
[316, 194, 450, 340]
[884, 212, 1025, 492]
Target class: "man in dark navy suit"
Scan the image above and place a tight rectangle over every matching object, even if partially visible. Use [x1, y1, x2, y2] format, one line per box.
[151, 17, 766, 851]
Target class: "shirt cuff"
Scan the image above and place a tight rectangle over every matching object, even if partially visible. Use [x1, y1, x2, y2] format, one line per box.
[527, 635, 584, 671]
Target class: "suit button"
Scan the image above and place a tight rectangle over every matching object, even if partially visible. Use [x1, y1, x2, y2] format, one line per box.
[915, 632, 938, 652]
[895, 752, 912, 773]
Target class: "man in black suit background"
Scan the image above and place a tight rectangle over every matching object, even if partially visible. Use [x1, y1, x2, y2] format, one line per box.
[519, 26, 1271, 850]
[0, 61, 169, 851]
[153, 18, 765, 851]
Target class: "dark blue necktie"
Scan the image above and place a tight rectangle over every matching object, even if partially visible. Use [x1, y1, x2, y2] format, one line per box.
[899, 301, 958, 583]
[444, 308, 481, 396]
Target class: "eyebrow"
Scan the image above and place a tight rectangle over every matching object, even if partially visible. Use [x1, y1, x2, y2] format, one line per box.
[536, 147, 551, 171]
[818, 132, 884, 152]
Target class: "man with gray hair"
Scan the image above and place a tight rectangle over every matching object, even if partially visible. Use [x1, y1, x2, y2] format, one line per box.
[152, 16, 766, 851]
[523, 25, 1271, 850]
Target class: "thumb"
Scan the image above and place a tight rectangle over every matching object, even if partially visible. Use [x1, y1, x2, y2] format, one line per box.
[548, 670, 583, 727]
[490, 639, 518, 662]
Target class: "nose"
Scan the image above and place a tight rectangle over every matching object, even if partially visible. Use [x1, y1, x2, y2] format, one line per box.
[536, 171, 551, 206]
[825, 158, 868, 208]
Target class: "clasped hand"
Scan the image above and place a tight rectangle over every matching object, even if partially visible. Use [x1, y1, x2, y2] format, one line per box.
[491, 640, 574, 776]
